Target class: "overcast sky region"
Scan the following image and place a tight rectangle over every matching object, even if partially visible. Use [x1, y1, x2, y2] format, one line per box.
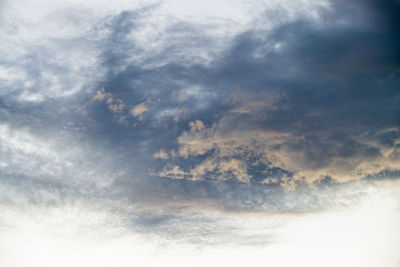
[1, 0, 400, 266]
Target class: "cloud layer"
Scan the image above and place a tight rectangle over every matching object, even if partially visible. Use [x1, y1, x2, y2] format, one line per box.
[0, 0, 400, 266]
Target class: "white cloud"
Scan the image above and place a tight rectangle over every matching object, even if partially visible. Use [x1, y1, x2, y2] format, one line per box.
[0, 0, 327, 102]
[130, 103, 149, 120]
[154, 149, 169, 159]
[0, 123, 120, 189]
[157, 165, 187, 180]
[93, 88, 126, 113]
[0, 6, 102, 102]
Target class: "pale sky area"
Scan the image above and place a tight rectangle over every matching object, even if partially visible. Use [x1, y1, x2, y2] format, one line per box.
[0, 0, 400, 266]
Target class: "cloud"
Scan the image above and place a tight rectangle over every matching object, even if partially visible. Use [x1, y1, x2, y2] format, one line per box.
[0, 121, 128, 203]
[93, 88, 125, 113]
[1, 2, 400, 263]
[1, 182, 399, 267]
[154, 149, 169, 159]
[148, 0, 400, 189]
[156, 107, 400, 187]
[130, 102, 149, 120]
[157, 165, 187, 180]
[1, 0, 396, 204]
[0, 0, 108, 103]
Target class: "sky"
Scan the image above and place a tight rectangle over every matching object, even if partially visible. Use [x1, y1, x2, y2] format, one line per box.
[0, 0, 400, 266]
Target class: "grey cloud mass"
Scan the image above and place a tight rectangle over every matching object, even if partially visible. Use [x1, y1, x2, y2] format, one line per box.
[0, 0, 400, 266]
[1, 0, 399, 209]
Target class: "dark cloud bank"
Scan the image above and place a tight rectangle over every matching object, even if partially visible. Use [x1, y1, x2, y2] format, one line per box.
[1, 0, 400, 216]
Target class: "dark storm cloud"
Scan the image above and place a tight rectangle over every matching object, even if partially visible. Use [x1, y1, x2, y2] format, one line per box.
[32, 2, 388, 216]
[1, 0, 399, 217]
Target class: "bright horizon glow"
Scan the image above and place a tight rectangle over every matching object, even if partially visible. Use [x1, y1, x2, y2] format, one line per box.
[1, 181, 398, 267]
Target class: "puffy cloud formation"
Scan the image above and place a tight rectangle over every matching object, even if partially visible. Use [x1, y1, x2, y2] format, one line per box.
[150, 0, 400, 187]
[162, 116, 400, 188]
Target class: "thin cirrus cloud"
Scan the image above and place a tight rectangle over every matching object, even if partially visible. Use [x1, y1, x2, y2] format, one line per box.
[0, 0, 400, 266]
